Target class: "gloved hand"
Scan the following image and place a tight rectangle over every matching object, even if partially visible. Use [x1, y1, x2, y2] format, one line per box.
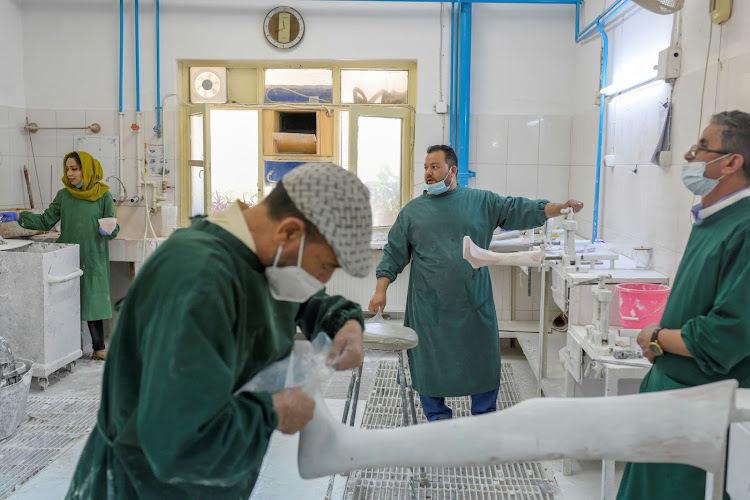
[0, 212, 18, 223]
[98, 227, 112, 236]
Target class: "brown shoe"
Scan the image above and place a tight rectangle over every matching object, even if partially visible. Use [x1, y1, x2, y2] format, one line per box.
[92, 350, 107, 360]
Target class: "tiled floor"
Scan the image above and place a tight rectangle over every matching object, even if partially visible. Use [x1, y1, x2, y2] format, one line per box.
[4, 344, 613, 500]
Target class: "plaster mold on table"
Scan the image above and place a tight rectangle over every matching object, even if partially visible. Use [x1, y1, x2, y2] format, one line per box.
[0, 239, 34, 251]
[299, 380, 746, 490]
[363, 322, 418, 351]
[463, 235, 543, 269]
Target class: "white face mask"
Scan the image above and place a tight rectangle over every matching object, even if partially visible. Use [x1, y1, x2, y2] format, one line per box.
[265, 233, 325, 303]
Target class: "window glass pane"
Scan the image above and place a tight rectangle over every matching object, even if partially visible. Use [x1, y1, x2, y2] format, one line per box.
[190, 113, 204, 216]
[341, 70, 408, 104]
[264, 68, 333, 103]
[339, 110, 349, 171]
[191, 166, 204, 217]
[190, 114, 204, 161]
[210, 110, 259, 212]
[356, 116, 402, 227]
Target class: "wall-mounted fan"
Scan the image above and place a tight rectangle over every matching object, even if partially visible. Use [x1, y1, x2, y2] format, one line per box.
[631, 0, 684, 15]
[189, 67, 227, 104]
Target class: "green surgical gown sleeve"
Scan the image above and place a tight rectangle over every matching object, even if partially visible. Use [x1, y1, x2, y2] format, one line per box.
[375, 212, 411, 282]
[18, 190, 62, 230]
[296, 290, 365, 339]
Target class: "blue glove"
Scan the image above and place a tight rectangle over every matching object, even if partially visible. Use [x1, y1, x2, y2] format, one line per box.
[0, 212, 18, 223]
[98, 227, 112, 236]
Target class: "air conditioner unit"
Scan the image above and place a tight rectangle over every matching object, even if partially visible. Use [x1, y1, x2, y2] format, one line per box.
[189, 67, 227, 104]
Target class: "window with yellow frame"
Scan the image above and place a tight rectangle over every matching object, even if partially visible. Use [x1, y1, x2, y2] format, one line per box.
[178, 60, 416, 229]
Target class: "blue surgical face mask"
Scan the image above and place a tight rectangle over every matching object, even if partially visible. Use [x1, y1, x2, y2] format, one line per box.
[75, 181, 84, 189]
[681, 154, 730, 196]
[425, 170, 451, 195]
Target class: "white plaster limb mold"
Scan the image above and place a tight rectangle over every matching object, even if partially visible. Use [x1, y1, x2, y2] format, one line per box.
[298, 380, 747, 479]
[363, 322, 418, 351]
[463, 235, 543, 269]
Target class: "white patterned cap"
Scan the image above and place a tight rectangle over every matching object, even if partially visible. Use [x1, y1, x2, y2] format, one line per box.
[282, 163, 372, 278]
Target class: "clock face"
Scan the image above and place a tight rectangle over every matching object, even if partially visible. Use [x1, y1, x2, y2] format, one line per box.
[264, 7, 305, 49]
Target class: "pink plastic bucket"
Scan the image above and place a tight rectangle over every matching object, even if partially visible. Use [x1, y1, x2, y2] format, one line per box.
[615, 283, 671, 329]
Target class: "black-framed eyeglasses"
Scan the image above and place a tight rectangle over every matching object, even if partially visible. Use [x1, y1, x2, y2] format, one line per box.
[688, 144, 733, 158]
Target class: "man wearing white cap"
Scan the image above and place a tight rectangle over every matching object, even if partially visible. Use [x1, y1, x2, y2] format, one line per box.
[66, 163, 372, 499]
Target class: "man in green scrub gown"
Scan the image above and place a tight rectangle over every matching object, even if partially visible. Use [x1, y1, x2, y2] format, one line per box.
[64, 163, 373, 499]
[617, 111, 750, 500]
[368, 145, 583, 421]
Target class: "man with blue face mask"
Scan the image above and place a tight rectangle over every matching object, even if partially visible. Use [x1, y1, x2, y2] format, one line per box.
[65, 163, 372, 499]
[368, 145, 583, 422]
[617, 110, 750, 500]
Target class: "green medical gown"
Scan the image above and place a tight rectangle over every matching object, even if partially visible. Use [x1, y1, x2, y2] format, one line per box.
[19, 188, 119, 321]
[65, 218, 363, 499]
[376, 186, 548, 397]
[617, 196, 750, 500]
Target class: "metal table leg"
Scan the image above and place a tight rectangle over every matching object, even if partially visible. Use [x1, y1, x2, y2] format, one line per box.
[600, 367, 618, 499]
[398, 350, 427, 494]
[348, 364, 363, 427]
[324, 365, 362, 500]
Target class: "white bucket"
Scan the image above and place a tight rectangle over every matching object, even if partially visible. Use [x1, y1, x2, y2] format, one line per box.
[98, 217, 118, 234]
[0, 359, 32, 440]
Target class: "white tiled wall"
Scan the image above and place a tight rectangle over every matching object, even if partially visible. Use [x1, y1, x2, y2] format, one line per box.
[568, 1, 750, 285]
[469, 114, 571, 204]
[0, 106, 30, 210]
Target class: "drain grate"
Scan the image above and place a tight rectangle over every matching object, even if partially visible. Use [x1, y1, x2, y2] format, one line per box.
[345, 361, 558, 500]
[0, 396, 99, 499]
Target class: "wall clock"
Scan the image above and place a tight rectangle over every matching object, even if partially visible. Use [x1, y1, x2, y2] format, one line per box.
[264, 6, 305, 49]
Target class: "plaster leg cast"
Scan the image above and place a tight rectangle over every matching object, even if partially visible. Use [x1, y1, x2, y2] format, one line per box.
[299, 380, 748, 485]
[462, 235, 543, 268]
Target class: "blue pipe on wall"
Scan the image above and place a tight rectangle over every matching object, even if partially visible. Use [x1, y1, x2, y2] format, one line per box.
[119, 0, 123, 113]
[449, 1, 456, 148]
[592, 23, 607, 242]
[156, 0, 161, 137]
[135, 0, 140, 113]
[590, 0, 630, 242]
[576, 0, 627, 42]
[324, 0, 575, 3]
[457, 1, 474, 187]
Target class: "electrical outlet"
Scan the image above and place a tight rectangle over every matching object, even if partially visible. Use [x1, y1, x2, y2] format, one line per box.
[657, 47, 681, 81]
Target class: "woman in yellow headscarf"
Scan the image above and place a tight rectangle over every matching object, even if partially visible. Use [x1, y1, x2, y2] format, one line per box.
[16, 151, 119, 360]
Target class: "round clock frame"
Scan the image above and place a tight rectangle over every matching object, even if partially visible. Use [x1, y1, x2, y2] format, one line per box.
[263, 6, 305, 49]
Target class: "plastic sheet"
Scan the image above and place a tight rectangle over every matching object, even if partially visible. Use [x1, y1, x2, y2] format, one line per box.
[235, 333, 333, 397]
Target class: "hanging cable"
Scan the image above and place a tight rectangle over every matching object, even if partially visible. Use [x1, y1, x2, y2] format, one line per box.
[690, 17, 717, 223]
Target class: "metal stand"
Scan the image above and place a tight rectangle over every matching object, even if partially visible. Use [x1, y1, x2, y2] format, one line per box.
[326, 349, 423, 500]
